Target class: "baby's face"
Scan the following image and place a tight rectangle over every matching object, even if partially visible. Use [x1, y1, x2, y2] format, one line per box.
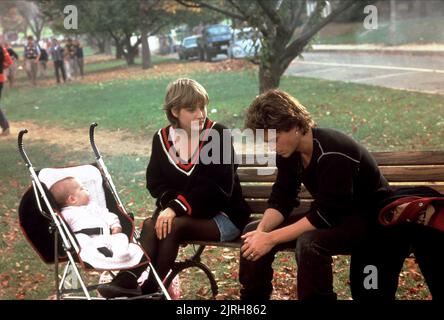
[70, 179, 90, 206]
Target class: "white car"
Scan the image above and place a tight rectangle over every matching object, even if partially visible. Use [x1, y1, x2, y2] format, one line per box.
[228, 28, 262, 59]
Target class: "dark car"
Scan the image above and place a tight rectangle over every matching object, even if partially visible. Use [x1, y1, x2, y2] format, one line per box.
[198, 24, 232, 62]
[178, 35, 200, 60]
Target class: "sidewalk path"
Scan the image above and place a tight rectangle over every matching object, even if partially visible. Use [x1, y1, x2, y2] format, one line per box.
[311, 44, 444, 56]
[287, 46, 444, 94]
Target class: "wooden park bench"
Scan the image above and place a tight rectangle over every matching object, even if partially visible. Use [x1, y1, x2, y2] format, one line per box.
[168, 151, 444, 298]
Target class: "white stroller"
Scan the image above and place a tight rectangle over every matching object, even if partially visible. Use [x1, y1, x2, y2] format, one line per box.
[17, 124, 171, 300]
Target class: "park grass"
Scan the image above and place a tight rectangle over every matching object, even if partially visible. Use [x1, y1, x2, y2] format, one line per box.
[4, 68, 444, 151]
[84, 55, 177, 74]
[1, 57, 441, 299]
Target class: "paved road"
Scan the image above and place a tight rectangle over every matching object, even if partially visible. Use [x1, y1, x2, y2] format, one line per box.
[286, 52, 444, 94]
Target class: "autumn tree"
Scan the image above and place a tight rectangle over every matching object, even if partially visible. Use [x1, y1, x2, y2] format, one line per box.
[0, 2, 28, 38]
[178, 0, 365, 93]
[39, 0, 182, 66]
[16, 0, 49, 41]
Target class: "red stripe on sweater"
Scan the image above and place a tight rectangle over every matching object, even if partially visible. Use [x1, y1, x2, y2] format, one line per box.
[177, 195, 192, 215]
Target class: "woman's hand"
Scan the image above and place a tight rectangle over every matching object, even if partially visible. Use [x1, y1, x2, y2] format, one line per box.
[241, 231, 275, 261]
[155, 207, 177, 240]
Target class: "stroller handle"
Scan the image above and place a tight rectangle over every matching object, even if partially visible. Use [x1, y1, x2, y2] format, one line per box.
[89, 122, 101, 159]
[18, 129, 32, 168]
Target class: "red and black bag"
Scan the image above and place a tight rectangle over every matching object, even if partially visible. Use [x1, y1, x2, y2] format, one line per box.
[378, 187, 444, 232]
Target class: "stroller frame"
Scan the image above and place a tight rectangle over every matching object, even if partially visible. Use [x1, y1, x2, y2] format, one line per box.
[17, 124, 171, 300]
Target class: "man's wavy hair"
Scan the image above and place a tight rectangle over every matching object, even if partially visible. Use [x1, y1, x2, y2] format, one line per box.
[244, 89, 314, 134]
[164, 78, 209, 128]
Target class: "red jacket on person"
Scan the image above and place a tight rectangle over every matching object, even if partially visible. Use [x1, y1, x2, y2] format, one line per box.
[0, 46, 13, 83]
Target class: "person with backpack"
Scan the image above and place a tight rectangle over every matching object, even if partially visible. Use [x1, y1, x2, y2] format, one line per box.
[23, 36, 40, 86]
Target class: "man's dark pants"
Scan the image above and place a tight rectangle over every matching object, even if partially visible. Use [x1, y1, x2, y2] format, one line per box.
[54, 60, 66, 83]
[239, 212, 370, 301]
[350, 223, 444, 300]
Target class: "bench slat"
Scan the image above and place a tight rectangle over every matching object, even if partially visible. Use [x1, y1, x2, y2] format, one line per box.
[238, 165, 444, 183]
[242, 184, 310, 198]
[372, 151, 444, 166]
[379, 166, 444, 182]
[238, 151, 444, 167]
[242, 183, 444, 198]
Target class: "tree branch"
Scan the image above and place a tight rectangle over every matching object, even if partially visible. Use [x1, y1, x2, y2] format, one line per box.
[256, 0, 282, 27]
[289, 0, 305, 30]
[226, 0, 251, 19]
[176, 0, 245, 20]
[301, 0, 356, 42]
[280, 0, 357, 71]
[148, 22, 169, 37]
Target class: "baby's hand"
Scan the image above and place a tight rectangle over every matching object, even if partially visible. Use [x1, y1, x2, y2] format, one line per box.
[111, 227, 122, 234]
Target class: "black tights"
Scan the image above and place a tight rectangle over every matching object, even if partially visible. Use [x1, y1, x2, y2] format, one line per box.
[133, 214, 220, 292]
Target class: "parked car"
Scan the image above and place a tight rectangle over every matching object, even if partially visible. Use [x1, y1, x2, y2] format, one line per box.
[198, 24, 232, 62]
[178, 35, 201, 60]
[228, 28, 262, 59]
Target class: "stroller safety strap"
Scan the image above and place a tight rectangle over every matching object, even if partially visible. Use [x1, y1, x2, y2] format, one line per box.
[74, 227, 106, 236]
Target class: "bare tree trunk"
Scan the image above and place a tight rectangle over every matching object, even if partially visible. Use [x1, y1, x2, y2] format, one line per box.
[35, 31, 42, 42]
[96, 35, 112, 54]
[115, 41, 124, 59]
[104, 38, 112, 55]
[97, 38, 106, 54]
[389, 0, 397, 45]
[139, 0, 152, 69]
[123, 35, 138, 65]
[258, 61, 282, 93]
[124, 48, 137, 65]
[141, 25, 152, 69]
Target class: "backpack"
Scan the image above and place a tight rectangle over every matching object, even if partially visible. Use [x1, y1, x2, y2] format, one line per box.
[378, 186, 444, 232]
[24, 44, 38, 59]
[39, 48, 48, 62]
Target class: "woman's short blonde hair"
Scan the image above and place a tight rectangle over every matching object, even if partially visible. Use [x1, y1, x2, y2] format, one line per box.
[164, 78, 209, 127]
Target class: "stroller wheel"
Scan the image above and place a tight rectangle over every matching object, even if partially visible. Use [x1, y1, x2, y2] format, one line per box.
[164, 260, 218, 300]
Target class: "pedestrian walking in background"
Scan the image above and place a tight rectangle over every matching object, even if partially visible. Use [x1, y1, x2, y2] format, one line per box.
[74, 40, 84, 78]
[23, 36, 40, 86]
[49, 39, 66, 84]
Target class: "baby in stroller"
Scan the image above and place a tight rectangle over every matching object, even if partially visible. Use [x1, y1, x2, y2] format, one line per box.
[18, 128, 171, 300]
[50, 176, 134, 263]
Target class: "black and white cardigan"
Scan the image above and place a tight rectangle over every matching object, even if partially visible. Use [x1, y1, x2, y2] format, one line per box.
[146, 118, 251, 230]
